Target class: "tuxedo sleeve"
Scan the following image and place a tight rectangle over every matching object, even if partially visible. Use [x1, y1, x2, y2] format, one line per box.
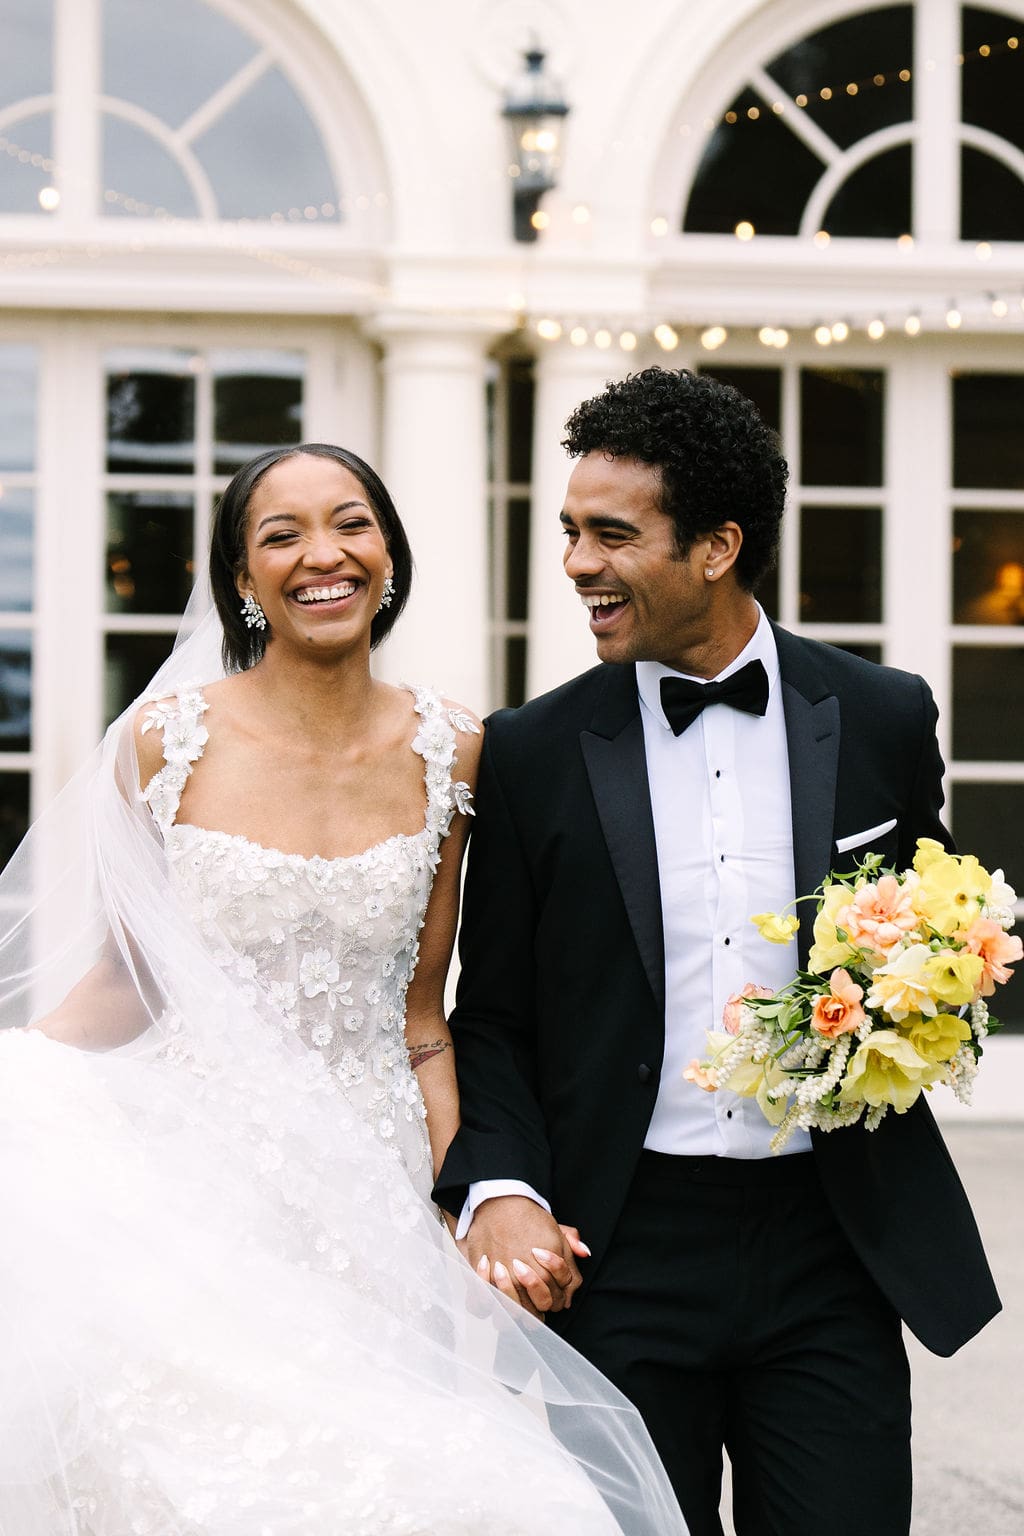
[432, 725, 553, 1217]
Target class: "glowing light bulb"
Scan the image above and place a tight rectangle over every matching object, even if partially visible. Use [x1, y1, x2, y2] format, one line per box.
[536, 318, 562, 341]
[904, 314, 921, 336]
[734, 220, 755, 241]
[531, 210, 550, 231]
[655, 323, 680, 351]
[831, 320, 849, 341]
[37, 185, 60, 211]
[758, 326, 776, 346]
[594, 329, 612, 349]
[992, 297, 1008, 318]
[814, 325, 833, 346]
[619, 330, 638, 351]
[867, 318, 886, 340]
[813, 229, 830, 248]
[572, 204, 591, 225]
[700, 325, 727, 351]
[569, 326, 588, 347]
[650, 216, 669, 237]
[946, 307, 962, 329]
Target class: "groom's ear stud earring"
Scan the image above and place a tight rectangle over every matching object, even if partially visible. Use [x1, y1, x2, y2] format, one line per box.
[705, 568, 715, 579]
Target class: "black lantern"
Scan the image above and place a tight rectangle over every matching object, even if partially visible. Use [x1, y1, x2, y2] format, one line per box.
[502, 48, 569, 242]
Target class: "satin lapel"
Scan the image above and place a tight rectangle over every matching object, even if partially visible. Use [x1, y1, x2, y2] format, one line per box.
[775, 629, 841, 969]
[580, 668, 666, 1015]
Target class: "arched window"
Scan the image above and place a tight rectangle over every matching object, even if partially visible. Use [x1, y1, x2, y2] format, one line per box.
[681, 2, 1024, 243]
[0, 0, 357, 225]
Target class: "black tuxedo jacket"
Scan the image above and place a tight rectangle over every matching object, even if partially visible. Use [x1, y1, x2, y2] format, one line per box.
[435, 628, 1001, 1357]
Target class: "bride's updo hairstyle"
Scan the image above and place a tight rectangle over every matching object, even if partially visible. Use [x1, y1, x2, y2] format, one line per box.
[210, 443, 414, 672]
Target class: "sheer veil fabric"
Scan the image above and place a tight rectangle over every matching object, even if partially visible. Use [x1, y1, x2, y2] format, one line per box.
[0, 587, 687, 1535]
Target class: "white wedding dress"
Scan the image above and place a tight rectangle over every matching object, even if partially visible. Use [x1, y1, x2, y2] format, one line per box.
[0, 679, 685, 1535]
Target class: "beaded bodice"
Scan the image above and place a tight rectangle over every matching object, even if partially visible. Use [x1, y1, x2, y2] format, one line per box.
[141, 683, 475, 1198]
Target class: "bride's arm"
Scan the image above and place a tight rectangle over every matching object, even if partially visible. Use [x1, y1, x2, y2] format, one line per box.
[29, 929, 155, 1048]
[29, 708, 168, 1049]
[403, 711, 483, 1206]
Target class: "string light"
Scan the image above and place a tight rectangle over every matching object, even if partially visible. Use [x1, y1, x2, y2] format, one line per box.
[867, 318, 886, 339]
[905, 314, 921, 335]
[535, 318, 561, 341]
[650, 216, 669, 236]
[991, 296, 1008, 317]
[37, 185, 60, 211]
[594, 328, 612, 349]
[619, 330, 638, 350]
[569, 326, 588, 346]
[655, 323, 680, 350]
[734, 221, 755, 241]
[830, 320, 849, 341]
[699, 325, 727, 350]
[813, 230, 830, 248]
[814, 324, 833, 346]
[946, 305, 963, 328]
[572, 204, 591, 225]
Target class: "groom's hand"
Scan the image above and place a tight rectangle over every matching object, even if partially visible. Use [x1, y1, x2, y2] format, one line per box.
[466, 1195, 584, 1316]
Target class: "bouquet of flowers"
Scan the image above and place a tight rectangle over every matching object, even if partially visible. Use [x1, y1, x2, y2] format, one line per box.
[685, 838, 1021, 1152]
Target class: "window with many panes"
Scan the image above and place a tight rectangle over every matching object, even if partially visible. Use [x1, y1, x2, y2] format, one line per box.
[486, 355, 534, 708]
[0, 0, 341, 222]
[102, 346, 304, 723]
[683, 2, 1024, 243]
[0, 344, 35, 869]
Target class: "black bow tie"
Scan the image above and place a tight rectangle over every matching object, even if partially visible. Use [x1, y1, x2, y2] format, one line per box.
[659, 659, 770, 737]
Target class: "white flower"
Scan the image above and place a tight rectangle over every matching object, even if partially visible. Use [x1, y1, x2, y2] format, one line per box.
[343, 1009, 364, 1033]
[365, 894, 385, 919]
[336, 1048, 364, 1087]
[452, 780, 475, 816]
[299, 947, 340, 998]
[311, 1021, 334, 1048]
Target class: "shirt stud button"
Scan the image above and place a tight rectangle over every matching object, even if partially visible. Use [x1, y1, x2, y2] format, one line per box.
[637, 1063, 652, 1084]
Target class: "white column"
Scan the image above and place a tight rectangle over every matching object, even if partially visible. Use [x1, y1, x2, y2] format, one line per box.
[527, 339, 626, 699]
[373, 320, 494, 713]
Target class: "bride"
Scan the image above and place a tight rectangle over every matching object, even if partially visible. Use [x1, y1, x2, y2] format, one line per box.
[0, 444, 686, 1535]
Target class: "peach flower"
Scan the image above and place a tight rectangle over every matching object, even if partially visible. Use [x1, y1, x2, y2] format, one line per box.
[836, 875, 920, 954]
[723, 983, 774, 1035]
[959, 917, 1023, 997]
[683, 1059, 718, 1093]
[810, 967, 866, 1038]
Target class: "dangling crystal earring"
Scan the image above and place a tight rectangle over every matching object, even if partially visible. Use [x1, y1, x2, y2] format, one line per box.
[241, 592, 267, 630]
[376, 575, 396, 613]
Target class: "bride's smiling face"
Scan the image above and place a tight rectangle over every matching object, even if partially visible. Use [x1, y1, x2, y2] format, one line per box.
[238, 453, 393, 655]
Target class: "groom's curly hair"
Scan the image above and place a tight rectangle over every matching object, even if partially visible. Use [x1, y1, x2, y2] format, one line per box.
[562, 367, 788, 591]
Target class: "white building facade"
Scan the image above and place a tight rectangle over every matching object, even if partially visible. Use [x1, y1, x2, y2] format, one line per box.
[1, 0, 1022, 1076]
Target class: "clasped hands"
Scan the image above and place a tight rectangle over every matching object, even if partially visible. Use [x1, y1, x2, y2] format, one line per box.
[460, 1194, 590, 1318]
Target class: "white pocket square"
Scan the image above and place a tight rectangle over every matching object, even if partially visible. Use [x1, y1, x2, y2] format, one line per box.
[835, 818, 898, 854]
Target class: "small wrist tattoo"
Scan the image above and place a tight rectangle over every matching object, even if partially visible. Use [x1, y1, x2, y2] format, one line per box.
[409, 1039, 452, 1069]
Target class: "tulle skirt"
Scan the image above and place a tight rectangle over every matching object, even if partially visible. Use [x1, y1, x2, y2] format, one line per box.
[0, 1027, 683, 1536]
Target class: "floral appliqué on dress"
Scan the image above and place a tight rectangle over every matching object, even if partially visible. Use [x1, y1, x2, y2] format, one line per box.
[141, 683, 477, 1200]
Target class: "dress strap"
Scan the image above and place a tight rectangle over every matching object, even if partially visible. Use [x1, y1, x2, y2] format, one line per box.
[405, 685, 479, 842]
[139, 684, 210, 835]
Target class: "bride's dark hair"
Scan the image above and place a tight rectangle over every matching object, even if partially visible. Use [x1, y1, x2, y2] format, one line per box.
[210, 443, 414, 672]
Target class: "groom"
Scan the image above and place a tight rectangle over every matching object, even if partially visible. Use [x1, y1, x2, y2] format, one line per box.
[434, 367, 1000, 1536]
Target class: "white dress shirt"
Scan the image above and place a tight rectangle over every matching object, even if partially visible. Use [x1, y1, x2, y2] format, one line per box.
[458, 608, 808, 1237]
[638, 609, 809, 1157]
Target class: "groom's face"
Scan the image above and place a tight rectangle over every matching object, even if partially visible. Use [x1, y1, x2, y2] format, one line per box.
[560, 452, 713, 670]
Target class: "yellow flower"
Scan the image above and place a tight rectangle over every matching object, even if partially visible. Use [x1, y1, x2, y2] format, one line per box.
[751, 912, 800, 945]
[906, 1010, 972, 1066]
[838, 1030, 941, 1113]
[807, 883, 857, 973]
[864, 943, 938, 1022]
[912, 837, 948, 875]
[922, 949, 985, 1007]
[914, 854, 991, 937]
[722, 1055, 790, 1125]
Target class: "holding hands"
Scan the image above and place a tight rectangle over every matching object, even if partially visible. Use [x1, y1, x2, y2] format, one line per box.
[462, 1194, 590, 1317]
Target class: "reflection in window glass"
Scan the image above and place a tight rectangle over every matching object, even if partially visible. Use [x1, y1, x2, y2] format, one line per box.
[506, 498, 530, 623]
[953, 511, 1024, 625]
[951, 782, 1024, 1025]
[101, 114, 200, 219]
[960, 145, 1024, 242]
[952, 373, 1024, 489]
[0, 772, 30, 873]
[212, 351, 303, 475]
[194, 67, 338, 222]
[801, 369, 884, 487]
[765, 7, 914, 152]
[104, 633, 176, 727]
[0, 488, 34, 612]
[800, 506, 882, 622]
[103, 0, 256, 129]
[0, 0, 51, 108]
[699, 367, 781, 433]
[952, 647, 1024, 761]
[962, 8, 1024, 157]
[684, 92, 823, 235]
[829, 642, 883, 663]
[0, 110, 53, 214]
[506, 361, 534, 483]
[505, 636, 527, 709]
[106, 351, 196, 475]
[0, 632, 31, 752]
[0, 343, 37, 470]
[823, 143, 912, 238]
[106, 492, 194, 615]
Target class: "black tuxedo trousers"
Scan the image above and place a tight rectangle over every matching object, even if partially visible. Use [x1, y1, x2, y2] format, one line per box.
[436, 631, 1000, 1531]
